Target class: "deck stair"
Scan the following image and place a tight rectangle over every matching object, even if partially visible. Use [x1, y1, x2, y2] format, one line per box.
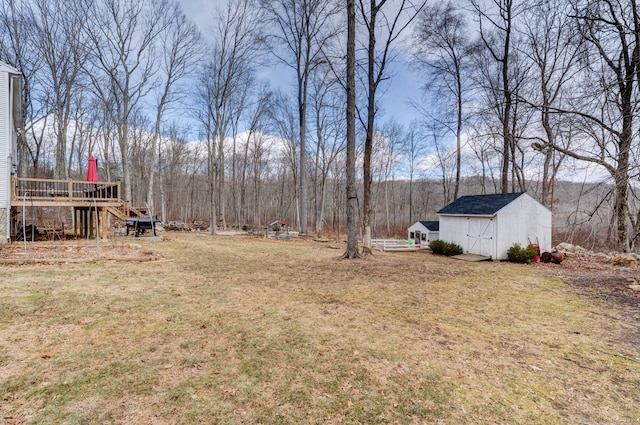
[106, 202, 146, 221]
[129, 205, 146, 218]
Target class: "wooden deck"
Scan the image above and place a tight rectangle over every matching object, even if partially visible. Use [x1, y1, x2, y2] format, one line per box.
[11, 176, 122, 207]
[10, 177, 145, 238]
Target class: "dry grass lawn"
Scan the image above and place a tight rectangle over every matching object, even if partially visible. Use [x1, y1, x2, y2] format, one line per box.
[1, 233, 639, 424]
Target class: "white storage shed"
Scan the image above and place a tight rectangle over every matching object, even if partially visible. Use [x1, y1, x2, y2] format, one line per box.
[436, 192, 552, 260]
[0, 61, 21, 243]
[407, 221, 439, 246]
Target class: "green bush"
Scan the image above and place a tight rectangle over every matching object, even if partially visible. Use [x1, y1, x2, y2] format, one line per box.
[428, 239, 444, 253]
[428, 240, 463, 256]
[506, 243, 538, 263]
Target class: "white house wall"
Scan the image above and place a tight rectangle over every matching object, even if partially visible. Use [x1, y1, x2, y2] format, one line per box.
[0, 69, 9, 242]
[0, 62, 19, 243]
[496, 194, 552, 259]
[0, 69, 8, 209]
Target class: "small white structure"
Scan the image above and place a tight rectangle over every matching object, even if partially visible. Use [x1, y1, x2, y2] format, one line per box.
[437, 192, 552, 260]
[0, 61, 21, 243]
[407, 221, 439, 246]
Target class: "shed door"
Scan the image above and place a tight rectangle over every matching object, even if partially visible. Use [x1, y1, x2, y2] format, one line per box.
[467, 218, 494, 257]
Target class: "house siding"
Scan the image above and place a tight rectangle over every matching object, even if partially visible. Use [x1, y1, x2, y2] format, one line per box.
[0, 62, 19, 243]
[0, 70, 8, 206]
[0, 70, 9, 242]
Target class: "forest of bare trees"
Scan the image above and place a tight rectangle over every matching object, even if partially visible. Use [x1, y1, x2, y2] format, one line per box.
[3, 0, 640, 252]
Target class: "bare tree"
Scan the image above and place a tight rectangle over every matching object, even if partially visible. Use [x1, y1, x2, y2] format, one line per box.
[146, 4, 201, 212]
[545, 0, 640, 252]
[376, 120, 403, 235]
[402, 121, 425, 224]
[358, 0, 426, 255]
[31, 0, 87, 180]
[232, 86, 272, 227]
[260, 0, 340, 235]
[412, 1, 471, 201]
[0, 0, 39, 176]
[158, 123, 192, 223]
[421, 120, 458, 204]
[309, 67, 346, 233]
[343, 0, 361, 259]
[269, 90, 300, 226]
[195, 0, 262, 234]
[81, 0, 172, 204]
[519, 0, 582, 208]
[470, 0, 524, 194]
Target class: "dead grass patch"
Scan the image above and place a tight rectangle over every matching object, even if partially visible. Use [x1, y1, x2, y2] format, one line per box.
[1, 233, 639, 424]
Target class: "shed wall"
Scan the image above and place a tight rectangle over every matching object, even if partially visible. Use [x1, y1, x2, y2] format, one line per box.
[496, 194, 552, 258]
[438, 193, 552, 260]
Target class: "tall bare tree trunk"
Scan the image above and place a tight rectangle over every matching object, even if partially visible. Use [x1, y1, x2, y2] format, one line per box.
[299, 84, 308, 235]
[343, 0, 361, 259]
[359, 0, 426, 254]
[361, 0, 379, 256]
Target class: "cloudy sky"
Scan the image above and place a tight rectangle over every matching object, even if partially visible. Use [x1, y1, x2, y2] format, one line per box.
[176, 0, 423, 133]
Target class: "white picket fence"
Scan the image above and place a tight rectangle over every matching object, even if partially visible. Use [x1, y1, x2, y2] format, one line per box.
[371, 239, 428, 252]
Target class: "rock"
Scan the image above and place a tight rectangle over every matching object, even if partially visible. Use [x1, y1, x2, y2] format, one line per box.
[192, 221, 209, 231]
[555, 242, 574, 252]
[163, 221, 189, 231]
[628, 284, 640, 291]
[555, 242, 588, 254]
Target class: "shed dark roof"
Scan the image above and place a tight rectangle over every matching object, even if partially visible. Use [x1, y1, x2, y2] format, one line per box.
[419, 221, 439, 231]
[437, 192, 525, 216]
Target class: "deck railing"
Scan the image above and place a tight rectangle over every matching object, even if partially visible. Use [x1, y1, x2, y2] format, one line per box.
[11, 176, 121, 202]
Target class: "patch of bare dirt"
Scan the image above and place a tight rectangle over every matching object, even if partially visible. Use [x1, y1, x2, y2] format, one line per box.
[0, 240, 154, 262]
[539, 254, 640, 308]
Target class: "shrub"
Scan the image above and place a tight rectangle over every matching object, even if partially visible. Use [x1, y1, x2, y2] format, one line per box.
[506, 243, 538, 263]
[428, 239, 444, 254]
[429, 239, 463, 256]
